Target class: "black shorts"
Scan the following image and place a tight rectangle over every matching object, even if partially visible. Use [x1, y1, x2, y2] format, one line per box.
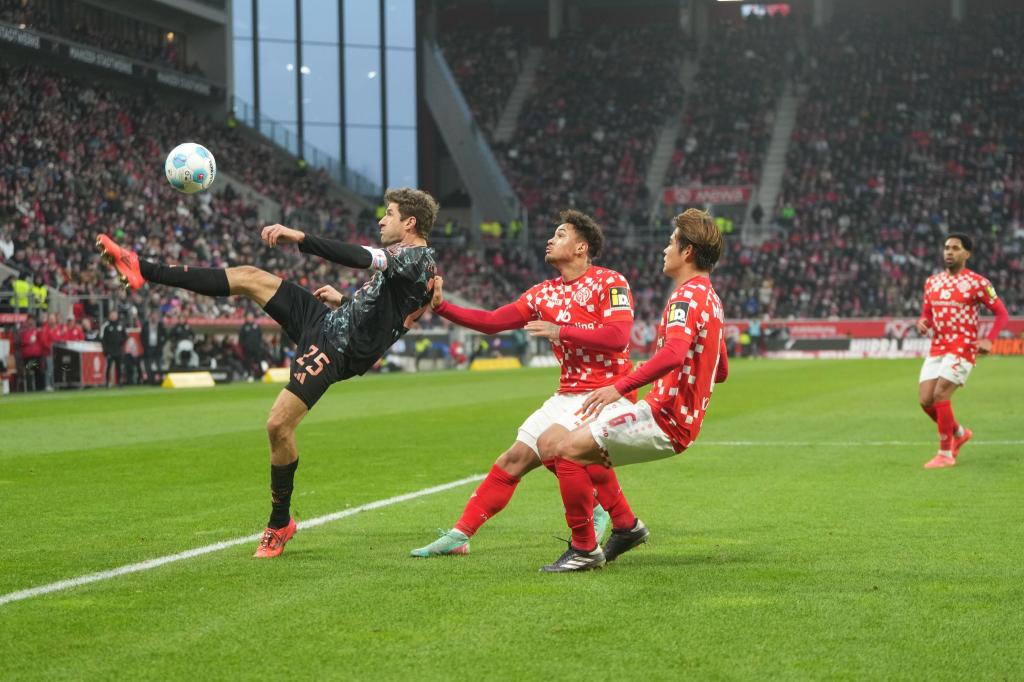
[263, 280, 356, 409]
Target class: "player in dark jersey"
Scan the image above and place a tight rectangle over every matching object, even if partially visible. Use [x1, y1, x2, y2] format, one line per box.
[95, 187, 438, 557]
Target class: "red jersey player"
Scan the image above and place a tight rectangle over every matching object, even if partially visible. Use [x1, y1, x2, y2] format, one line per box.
[410, 210, 637, 558]
[536, 209, 728, 572]
[916, 233, 1009, 469]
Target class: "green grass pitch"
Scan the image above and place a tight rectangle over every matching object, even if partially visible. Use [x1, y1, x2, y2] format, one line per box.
[2, 359, 1022, 680]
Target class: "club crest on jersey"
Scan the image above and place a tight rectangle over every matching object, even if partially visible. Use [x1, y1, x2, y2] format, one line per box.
[573, 287, 593, 305]
[667, 301, 689, 328]
[608, 286, 630, 311]
[957, 280, 972, 293]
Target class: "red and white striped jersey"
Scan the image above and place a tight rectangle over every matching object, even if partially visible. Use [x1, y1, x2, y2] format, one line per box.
[644, 275, 724, 451]
[514, 266, 634, 393]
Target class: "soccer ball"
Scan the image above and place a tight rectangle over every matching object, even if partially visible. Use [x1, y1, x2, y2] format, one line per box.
[164, 142, 216, 194]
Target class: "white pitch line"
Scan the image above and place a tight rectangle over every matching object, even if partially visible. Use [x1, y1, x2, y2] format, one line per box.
[0, 473, 485, 608]
[700, 440, 1024, 447]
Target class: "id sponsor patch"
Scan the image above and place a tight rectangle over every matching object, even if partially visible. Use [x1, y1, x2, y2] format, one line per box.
[986, 285, 998, 300]
[608, 286, 631, 311]
[667, 301, 689, 328]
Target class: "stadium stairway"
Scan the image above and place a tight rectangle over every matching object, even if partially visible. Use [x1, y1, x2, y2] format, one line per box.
[493, 46, 545, 144]
[744, 81, 798, 244]
[214, 171, 282, 225]
[644, 57, 697, 220]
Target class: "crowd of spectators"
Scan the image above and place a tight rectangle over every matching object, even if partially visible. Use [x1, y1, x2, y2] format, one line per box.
[440, 26, 528, 135]
[0, 63, 526, 344]
[0, 0, 203, 75]
[665, 15, 794, 193]
[493, 26, 686, 235]
[4, 8, 1023, 392]
[741, 9, 1024, 318]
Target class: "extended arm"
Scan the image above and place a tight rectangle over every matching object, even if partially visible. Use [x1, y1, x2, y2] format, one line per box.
[576, 338, 690, 419]
[435, 300, 529, 335]
[260, 223, 376, 269]
[557, 321, 632, 353]
[613, 338, 690, 395]
[297, 234, 374, 269]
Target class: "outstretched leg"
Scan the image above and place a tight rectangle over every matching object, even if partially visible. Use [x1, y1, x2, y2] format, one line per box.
[97, 234, 282, 306]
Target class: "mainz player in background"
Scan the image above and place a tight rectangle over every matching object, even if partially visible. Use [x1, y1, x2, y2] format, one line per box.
[536, 209, 728, 572]
[916, 233, 1009, 469]
[410, 210, 638, 558]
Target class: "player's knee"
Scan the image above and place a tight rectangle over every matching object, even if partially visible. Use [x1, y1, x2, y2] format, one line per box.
[539, 433, 574, 462]
[535, 432, 560, 462]
[228, 265, 262, 293]
[266, 413, 292, 443]
[919, 394, 934, 408]
[495, 447, 538, 477]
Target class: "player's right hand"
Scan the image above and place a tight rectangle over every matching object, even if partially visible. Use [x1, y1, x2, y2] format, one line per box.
[261, 224, 305, 247]
[313, 284, 346, 309]
[915, 318, 930, 335]
[430, 276, 444, 310]
[578, 385, 623, 421]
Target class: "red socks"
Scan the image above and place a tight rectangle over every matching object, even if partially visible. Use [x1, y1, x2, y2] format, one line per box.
[555, 457, 599, 551]
[921, 404, 938, 423]
[933, 400, 956, 452]
[585, 464, 635, 530]
[454, 465, 520, 537]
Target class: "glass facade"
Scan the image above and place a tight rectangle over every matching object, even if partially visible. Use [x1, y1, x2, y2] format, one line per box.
[230, 0, 417, 194]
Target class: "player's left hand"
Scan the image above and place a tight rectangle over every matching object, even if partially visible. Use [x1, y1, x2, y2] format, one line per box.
[314, 284, 346, 309]
[578, 385, 623, 421]
[525, 320, 561, 342]
[976, 338, 993, 355]
[261, 224, 305, 247]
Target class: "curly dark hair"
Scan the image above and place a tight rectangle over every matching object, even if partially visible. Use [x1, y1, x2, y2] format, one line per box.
[946, 232, 973, 252]
[559, 209, 604, 260]
[385, 188, 440, 238]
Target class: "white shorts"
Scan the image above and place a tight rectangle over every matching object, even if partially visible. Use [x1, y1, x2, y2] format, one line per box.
[517, 392, 633, 455]
[919, 354, 973, 386]
[588, 400, 676, 466]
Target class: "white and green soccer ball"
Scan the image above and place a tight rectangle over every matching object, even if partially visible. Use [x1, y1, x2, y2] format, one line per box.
[164, 142, 216, 194]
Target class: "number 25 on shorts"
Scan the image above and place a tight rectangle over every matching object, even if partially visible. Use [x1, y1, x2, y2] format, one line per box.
[294, 344, 331, 384]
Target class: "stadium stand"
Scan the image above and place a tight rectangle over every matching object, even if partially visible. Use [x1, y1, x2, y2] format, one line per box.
[752, 9, 1024, 318]
[0, 0, 205, 75]
[3, 8, 1022, 392]
[665, 15, 794, 189]
[439, 26, 527, 136]
[492, 26, 686, 234]
[0, 63, 520, 331]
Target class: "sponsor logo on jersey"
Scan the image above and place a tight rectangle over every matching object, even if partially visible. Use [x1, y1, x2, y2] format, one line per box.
[986, 285, 998, 300]
[608, 286, 631, 311]
[667, 301, 689, 328]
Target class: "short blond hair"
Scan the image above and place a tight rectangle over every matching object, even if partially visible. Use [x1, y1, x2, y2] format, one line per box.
[673, 208, 723, 271]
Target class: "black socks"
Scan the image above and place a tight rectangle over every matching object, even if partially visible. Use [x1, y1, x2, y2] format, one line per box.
[138, 260, 230, 297]
[268, 459, 299, 529]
